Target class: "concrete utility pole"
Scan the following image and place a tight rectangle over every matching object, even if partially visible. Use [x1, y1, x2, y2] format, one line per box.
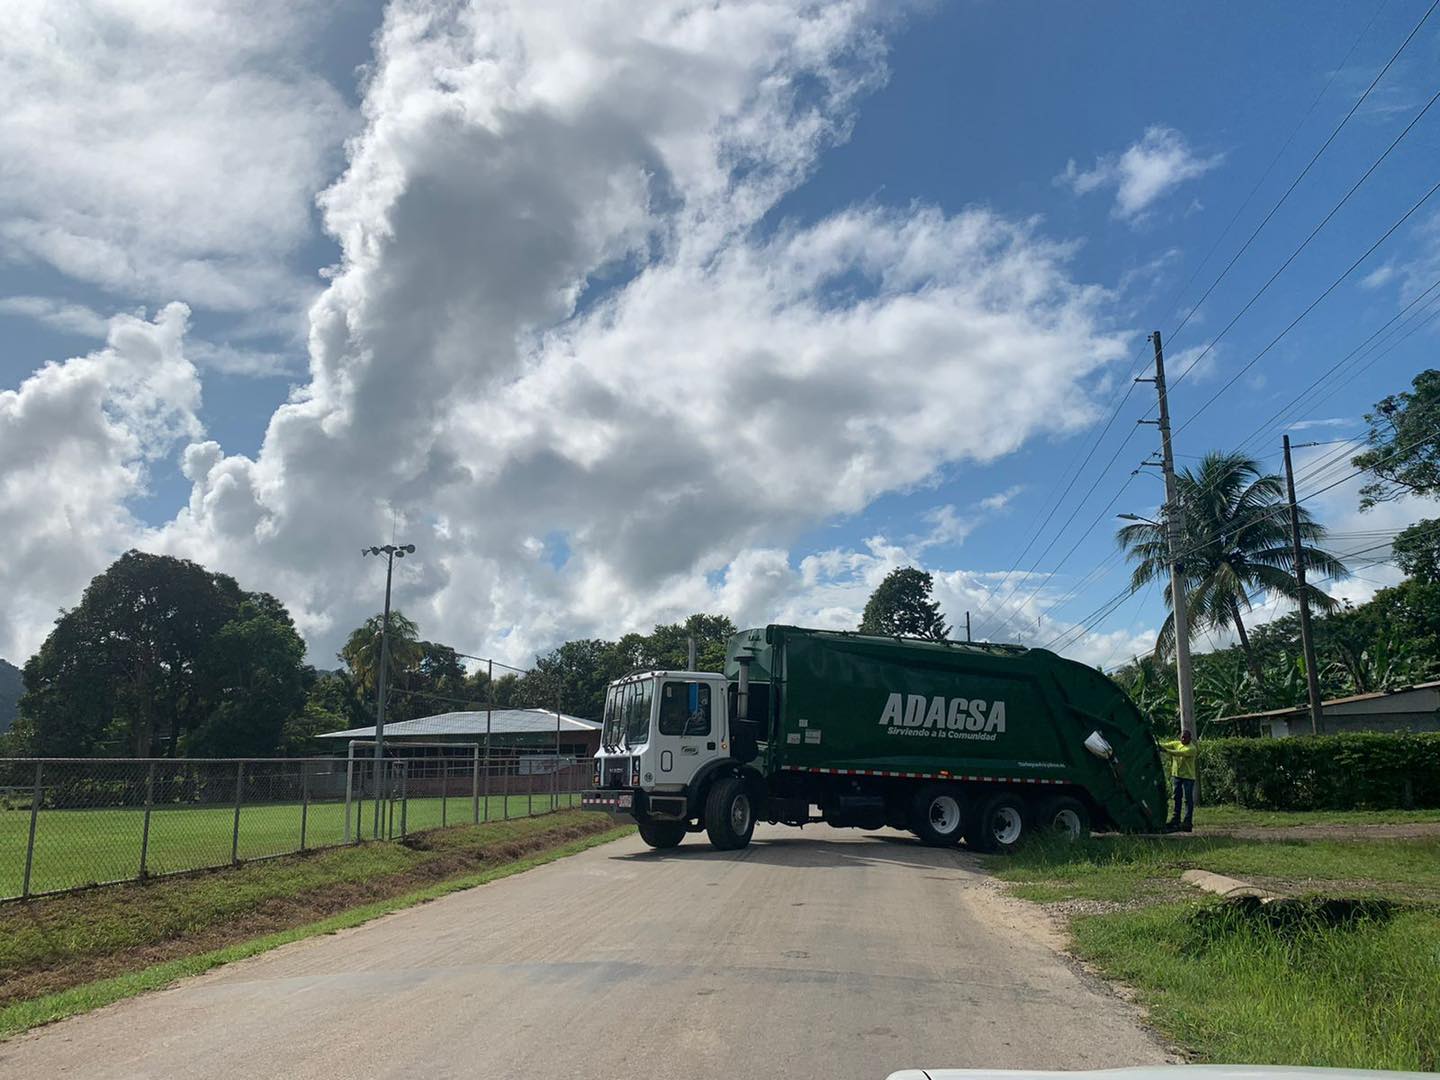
[363, 542, 415, 838]
[1142, 333, 1197, 739]
[686, 636, 697, 671]
[1283, 435, 1325, 735]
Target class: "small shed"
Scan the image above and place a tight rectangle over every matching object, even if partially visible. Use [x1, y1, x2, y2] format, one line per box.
[1217, 681, 1440, 737]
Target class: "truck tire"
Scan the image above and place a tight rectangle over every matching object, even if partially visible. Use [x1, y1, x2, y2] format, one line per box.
[1037, 795, 1090, 841]
[704, 776, 756, 850]
[637, 817, 686, 849]
[909, 785, 965, 846]
[967, 792, 1027, 853]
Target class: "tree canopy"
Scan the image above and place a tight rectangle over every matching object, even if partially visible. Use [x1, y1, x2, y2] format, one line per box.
[858, 567, 950, 641]
[13, 551, 311, 757]
[1353, 368, 1440, 509]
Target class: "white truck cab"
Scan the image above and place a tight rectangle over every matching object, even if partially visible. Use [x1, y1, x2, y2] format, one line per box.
[593, 670, 729, 798]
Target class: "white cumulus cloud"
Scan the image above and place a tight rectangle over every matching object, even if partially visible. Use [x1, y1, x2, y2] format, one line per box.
[8, 0, 1153, 674]
[0, 0, 352, 312]
[0, 304, 202, 658]
[1057, 125, 1222, 224]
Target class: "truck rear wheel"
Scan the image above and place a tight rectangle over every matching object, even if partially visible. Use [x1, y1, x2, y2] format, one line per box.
[637, 817, 686, 849]
[909, 785, 965, 846]
[704, 776, 756, 850]
[968, 792, 1027, 853]
[1037, 796, 1090, 841]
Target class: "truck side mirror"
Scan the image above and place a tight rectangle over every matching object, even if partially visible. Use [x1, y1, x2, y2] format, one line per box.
[1084, 731, 1115, 760]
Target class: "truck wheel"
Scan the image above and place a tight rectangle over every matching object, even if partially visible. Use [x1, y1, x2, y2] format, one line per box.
[1037, 796, 1090, 841]
[968, 793, 1027, 853]
[637, 817, 686, 849]
[704, 776, 756, 850]
[909, 785, 965, 846]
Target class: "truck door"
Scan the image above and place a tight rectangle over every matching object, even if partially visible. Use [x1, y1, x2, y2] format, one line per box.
[652, 678, 720, 786]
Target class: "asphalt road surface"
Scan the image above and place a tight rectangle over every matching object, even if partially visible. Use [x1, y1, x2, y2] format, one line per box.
[2, 825, 1168, 1079]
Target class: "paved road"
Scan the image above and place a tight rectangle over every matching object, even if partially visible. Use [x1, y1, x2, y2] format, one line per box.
[2, 825, 1167, 1079]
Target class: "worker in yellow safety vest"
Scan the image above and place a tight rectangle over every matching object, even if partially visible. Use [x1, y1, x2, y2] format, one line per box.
[1159, 730, 1198, 832]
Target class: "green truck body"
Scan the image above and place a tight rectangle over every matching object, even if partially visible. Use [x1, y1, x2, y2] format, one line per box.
[729, 626, 1167, 833]
[582, 624, 1168, 851]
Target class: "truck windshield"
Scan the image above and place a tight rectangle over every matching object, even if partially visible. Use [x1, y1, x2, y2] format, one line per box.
[625, 679, 653, 745]
[601, 685, 622, 749]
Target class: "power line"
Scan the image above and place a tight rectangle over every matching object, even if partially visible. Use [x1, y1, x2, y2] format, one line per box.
[980, 13, 1439, 633]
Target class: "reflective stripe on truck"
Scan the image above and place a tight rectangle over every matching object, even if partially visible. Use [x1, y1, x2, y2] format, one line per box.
[779, 765, 1067, 784]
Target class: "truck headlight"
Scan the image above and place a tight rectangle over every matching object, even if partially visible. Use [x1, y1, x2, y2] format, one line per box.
[593, 760, 602, 787]
[630, 756, 642, 786]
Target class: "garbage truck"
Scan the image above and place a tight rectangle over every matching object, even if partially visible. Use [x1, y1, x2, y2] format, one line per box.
[580, 625, 1168, 852]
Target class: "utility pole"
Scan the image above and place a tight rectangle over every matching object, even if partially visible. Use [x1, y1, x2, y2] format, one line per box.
[1283, 435, 1325, 734]
[686, 635, 697, 671]
[363, 542, 415, 838]
[1142, 332, 1197, 738]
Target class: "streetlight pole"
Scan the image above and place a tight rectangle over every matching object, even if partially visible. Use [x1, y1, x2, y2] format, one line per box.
[362, 542, 415, 838]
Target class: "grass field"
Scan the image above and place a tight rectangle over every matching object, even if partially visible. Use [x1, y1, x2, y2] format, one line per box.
[1, 792, 581, 899]
[992, 828, 1440, 1068]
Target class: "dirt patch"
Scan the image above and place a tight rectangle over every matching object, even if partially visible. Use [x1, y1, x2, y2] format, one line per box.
[0, 815, 616, 1009]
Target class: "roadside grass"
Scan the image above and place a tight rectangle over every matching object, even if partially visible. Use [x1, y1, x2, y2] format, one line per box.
[0, 792, 580, 898]
[1196, 805, 1440, 829]
[0, 810, 631, 1039]
[991, 828, 1440, 1068]
[1073, 902, 1440, 1070]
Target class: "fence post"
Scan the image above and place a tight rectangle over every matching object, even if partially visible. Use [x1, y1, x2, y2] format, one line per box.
[387, 763, 395, 839]
[300, 761, 310, 852]
[139, 761, 156, 879]
[503, 759, 510, 820]
[344, 755, 354, 844]
[441, 758, 449, 827]
[528, 761, 533, 818]
[472, 746, 480, 824]
[400, 762, 408, 838]
[21, 761, 42, 900]
[231, 761, 244, 865]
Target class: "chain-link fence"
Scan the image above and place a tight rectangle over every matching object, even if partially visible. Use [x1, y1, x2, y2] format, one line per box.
[0, 754, 591, 901]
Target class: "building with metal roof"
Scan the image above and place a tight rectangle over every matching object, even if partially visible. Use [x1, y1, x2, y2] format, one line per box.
[1217, 681, 1440, 738]
[320, 708, 599, 759]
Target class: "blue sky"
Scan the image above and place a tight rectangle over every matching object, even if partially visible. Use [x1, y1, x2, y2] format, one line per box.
[2, 0, 1437, 669]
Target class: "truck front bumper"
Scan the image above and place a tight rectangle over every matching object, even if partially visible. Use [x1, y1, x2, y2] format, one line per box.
[581, 789, 637, 817]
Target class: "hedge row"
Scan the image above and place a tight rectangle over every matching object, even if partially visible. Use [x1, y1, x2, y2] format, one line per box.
[1195, 732, 1440, 810]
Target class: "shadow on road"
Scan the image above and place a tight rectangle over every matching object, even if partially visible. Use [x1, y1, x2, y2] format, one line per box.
[609, 829, 984, 873]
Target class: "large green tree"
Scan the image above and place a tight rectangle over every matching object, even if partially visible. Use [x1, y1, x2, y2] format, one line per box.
[1117, 451, 1347, 687]
[15, 551, 308, 757]
[1353, 368, 1440, 508]
[183, 598, 308, 757]
[858, 567, 950, 641]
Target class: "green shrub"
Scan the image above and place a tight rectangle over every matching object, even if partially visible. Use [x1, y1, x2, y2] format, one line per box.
[1197, 733, 1440, 810]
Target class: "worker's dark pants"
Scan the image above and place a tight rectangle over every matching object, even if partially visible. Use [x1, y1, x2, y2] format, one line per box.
[1171, 778, 1195, 827]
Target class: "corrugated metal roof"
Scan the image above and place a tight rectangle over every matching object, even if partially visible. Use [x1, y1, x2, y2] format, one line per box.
[319, 708, 599, 739]
[1216, 680, 1440, 723]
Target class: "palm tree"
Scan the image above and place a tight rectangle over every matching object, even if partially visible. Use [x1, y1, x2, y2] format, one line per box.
[339, 611, 422, 698]
[1117, 451, 1348, 688]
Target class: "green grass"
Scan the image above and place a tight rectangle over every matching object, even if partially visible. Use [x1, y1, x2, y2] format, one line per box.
[1197, 805, 1440, 829]
[992, 828, 1440, 1066]
[0, 815, 631, 1040]
[0, 792, 581, 898]
[995, 832, 1440, 904]
[1073, 902, 1440, 1070]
